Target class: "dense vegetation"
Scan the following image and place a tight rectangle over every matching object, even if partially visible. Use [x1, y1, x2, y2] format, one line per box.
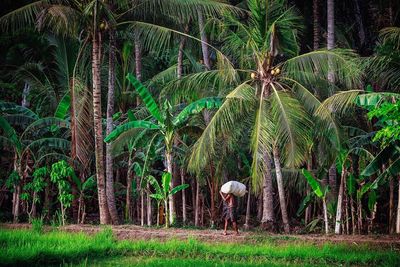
[1, 228, 400, 266]
[0, 0, 400, 237]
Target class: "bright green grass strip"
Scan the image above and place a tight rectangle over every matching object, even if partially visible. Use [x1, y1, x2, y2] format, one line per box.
[0, 229, 399, 267]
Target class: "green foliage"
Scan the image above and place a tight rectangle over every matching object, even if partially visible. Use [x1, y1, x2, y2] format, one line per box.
[31, 217, 44, 234]
[126, 73, 163, 123]
[6, 171, 20, 191]
[148, 172, 189, 227]
[50, 160, 74, 225]
[301, 169, 324, 198]
[367, 101, 400, 147]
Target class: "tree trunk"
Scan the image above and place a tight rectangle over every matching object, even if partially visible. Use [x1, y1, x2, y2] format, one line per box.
[92, 30, 110, 224]
[323, 197, 329, 234]
[165, 150, 175, 225]
[327, 0, 335, 83]
[177, 25, 189, 79]
[134, 32, 142, 107]
[126, 156, 133, 222]
[313, 0, 320, 50]
[272, 148, 290, 233]
[344, 176, 349, 234]
[261, 153, 276, 231]
[328, 165, 337, 200]
[105, 28, 119, 225]
[197, 10, 211, 70]
[209, 161, 216, 228]
[141, 190, 144, 226]
[389, 176, 394, 233]
[244, 184, 251, 230]
[350, 194, 356, 234]
[147, 183, 152, 226]
[335, 167, 346, 234]
[12, 153, 20, 223]
[305, 159, 312, 225]
[195, 179, 200, 227]
[353, 0, 366, 50]
[180, 168, 187, 225]
[396, 176, 400, 233]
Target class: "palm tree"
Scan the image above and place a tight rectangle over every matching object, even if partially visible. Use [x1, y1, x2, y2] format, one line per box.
[105, 73, 222, 225]
[186, 0, 362, 232]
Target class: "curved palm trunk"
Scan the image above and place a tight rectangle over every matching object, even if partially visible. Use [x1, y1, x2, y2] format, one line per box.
[165, 150, 175, 225]
[177, 24, 189, 79]
[272, 148, 290, 233]
[92, 30, 110, 225]
[197, 10, 211, 70]
[335, 167, 346, 234]
[106, 28, 119, 225]
[261, 153, 276, 231]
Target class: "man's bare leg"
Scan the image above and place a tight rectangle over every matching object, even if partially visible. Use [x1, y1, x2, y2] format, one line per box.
[224, 219, 228, 235]
[233, 221, 239, 235]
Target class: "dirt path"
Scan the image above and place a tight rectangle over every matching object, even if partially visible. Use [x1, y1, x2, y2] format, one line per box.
[2, 223, 400, 247]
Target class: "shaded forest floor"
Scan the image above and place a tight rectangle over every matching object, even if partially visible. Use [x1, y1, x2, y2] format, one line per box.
[2, 223, 400, 247]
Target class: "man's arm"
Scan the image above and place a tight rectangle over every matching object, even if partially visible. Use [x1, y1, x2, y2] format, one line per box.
[219, 191, 228, 202]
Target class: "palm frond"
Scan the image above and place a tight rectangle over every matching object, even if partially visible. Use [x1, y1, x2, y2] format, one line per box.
[283, 49, 363, 90]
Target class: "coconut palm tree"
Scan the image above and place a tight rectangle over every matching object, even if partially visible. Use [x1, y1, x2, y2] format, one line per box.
[184, 0, 362, 232]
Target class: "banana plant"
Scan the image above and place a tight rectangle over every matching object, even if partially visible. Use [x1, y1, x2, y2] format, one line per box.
[147, 172, 189, 228]
[300, 169, 330, 234]
[105, 73, 222, 225]
[0, 101, 70, 222]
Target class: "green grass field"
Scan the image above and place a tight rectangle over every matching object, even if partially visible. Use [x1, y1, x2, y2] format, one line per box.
[1, 228, 399, 266]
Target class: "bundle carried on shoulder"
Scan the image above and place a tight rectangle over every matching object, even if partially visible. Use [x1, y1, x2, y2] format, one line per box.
[220, 181, 247, 197]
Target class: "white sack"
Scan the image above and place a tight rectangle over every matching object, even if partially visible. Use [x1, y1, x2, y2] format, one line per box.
[221, 181, 247, 197]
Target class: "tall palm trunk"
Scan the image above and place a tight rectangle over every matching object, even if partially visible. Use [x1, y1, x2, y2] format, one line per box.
[273, 148, 290, 233]
[92, 29, 109, 224]
[165, 150, 175, 225]
[353, 0, 365, 50]
[313, 0, 320, 50]
[327, 0, 335, 85]
[197, 10, 211, 70]
[335, 167, 346, 234]
[106, 28, 119, 225]
[261, 153, 276, 231]
[134, 32, 142, 106]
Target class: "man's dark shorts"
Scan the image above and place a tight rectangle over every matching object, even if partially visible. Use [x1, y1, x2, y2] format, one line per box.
[223, 203, 237, 222]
